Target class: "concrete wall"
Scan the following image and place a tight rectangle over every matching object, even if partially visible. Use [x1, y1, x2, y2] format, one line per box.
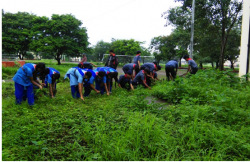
[239, 0, 250, 77]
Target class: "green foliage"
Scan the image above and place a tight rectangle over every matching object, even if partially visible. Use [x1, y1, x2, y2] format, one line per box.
[2, 69, 250, 160]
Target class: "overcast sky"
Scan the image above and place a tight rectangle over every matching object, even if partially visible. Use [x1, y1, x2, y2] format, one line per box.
[2, 0, 182, 48]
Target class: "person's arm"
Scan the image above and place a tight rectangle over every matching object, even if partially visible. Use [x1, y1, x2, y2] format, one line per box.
[29, 77, 43, 90]
[78, 83, 84, 100]
[186, 65, 191, 74]
[142, 80, 151, 89]
[90, 84, 100, 93]
[118, 83, 122, 88]
[49, 83, 54, 98]
[150, 72, 154, 79]
[130, 84, 134, 90]
[138, 60, 140, 68]
[90, 62, 97, 67]
[108, 81, 110, 92]
[104, 83, 110, 95]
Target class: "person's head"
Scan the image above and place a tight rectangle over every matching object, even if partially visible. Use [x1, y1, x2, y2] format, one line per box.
[136, 50, 141, 55]
[109, 50, 114, 55]
[97, 71, 106, 79]
[183, 55, 189, 61]
[144, 68, 150, 75]
[44, 68, 50, 75]
[52, 73, 60, 84]
[84, 71, 92, 79]
[125, 70, 133, 78]
[36, 63, 46, 72]
[153, 61, 158, 66]
[107, 72, 112, 79]
[78, 63, 83, 68]
[82, 53, 86, 57]
[134, 65, 140, 74]
[156, 65, 161, 71]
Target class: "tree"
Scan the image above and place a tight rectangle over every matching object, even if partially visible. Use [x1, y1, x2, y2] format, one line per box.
[2, 12, 36, 59]
[30, 14, 90, 65]
[108, 39, 142, 55]
[92, 40, 111, 61]
[165, 0, 243, 70]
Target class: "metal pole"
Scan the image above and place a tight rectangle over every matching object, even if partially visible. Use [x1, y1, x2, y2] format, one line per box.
[190, 0, 195, 59]
[246, 18, 250, 81]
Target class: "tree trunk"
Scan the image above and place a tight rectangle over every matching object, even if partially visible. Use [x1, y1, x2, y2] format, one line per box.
[211, 62, 214, 68]
[230, 60, 234, 70]
[56, 53, 61, 65]
[199, 62, 203, 69]
[216, 61, 219, 69]
[19, 52, 24, 60]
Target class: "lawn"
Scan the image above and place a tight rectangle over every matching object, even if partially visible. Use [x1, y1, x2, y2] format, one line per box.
[2, 63, 250, 160]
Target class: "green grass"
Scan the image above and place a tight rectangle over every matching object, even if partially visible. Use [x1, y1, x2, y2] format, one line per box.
[2, 69, 250, 160]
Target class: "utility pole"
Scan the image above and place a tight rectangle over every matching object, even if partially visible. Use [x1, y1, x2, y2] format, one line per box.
[190, 0, 195, 59]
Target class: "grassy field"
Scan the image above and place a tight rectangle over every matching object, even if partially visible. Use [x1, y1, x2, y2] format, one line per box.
[2, 64, 250, 160]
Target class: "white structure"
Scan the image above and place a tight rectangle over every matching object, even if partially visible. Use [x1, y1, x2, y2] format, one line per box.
[239, 0, 250, 78]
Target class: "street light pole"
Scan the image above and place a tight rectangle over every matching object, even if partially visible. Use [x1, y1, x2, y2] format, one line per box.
[190, 0, 195, 59]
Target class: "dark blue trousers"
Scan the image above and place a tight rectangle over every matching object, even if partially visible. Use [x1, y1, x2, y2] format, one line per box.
[71, 85, 80, 98]
[95, 82, 105, 95]
[83, 83, 92, 97]
[15, 82, 34, 105]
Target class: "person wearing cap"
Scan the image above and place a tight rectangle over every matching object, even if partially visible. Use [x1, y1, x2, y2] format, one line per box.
[165, 60, 178, 81]
[118, 70, 134, 90]
[42, 67, 60, 98]
[140, 62, 161, 79]
[105, 50, 118, 69]
[183, 55, 198, 75]
[132, 68, 151, 89]
[64, 67, 92, 100]
[80, 53, 87, 63]
[13, 63, 46, 106]
[93, 68, 110, 95]
[82, 62, 98, 70]
[122, 63, 140, 80]
[133, 51, 142, 68]
[81, 68, 100, 97]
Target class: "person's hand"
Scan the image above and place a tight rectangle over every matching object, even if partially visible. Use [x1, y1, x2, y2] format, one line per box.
[51, 96, 54, 99]
[41, 83, 46, 87]
[39, 85, 43, 90]
[94, 65, 97, 67]
[148, 87, 151, 90]
[96, 90, 100, 93]
[80, 96, 84, 100]
[107, 92, 110, 96]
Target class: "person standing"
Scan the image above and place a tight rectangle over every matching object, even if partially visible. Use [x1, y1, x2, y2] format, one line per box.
[165, 60, 178, 81]
[133, 51, 142, 68]
[183, 55, 198, 75]
[80, 53, 87, 63]
[105, 50, 118, 69]
[13, 63, 46, 105]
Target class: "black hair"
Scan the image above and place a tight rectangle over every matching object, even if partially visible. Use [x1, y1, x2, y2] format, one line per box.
[109, 50, 114, 53]
[98, 71, 106, 78]
[111, 72, 118, 83]
[183, 55, 189, 59]
[134, 65, 140, 74]
[144, 68, 150, 74]
[36, 63, 46, 70]
[52, 73, 60, 84]
[157, 65, 161, 70]
[85, 71, 92, 78]
[78, 63, 83, 68]
[153, 61, 158, 66]
[44, 68, 50, 75]
[136, 51, 141, 54]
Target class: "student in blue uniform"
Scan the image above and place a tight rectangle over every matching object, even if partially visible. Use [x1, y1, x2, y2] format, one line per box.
[118, 70, 134, 90]
[122, 63, 140, 78]
[82, 68, 100, 97]
[183, 55, 198, 75]
[82, 62, 97, 69]
[104, 67, 118, 93]
[13, 63, 46, 105]
[64, 67, 92, 100]
[132, 68, 151, 90]
[140, 62, 161, 79]
[165, 59, 178, 81]
[133, 51, 142, 68]
[93, 68, 110, 95]
[43, 67, 60, 98]
[153, 70, 160, 81]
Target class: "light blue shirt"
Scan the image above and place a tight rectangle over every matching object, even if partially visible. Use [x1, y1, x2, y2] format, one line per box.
[13, 63, 36, 86]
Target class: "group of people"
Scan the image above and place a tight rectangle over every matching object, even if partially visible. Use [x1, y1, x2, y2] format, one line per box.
[12, 49, 198, 105]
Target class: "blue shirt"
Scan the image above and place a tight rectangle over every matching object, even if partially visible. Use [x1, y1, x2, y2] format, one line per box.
[134, 70, 145, 82]
[45, 67, 60, 84]
[166, 60, 178, 69]
[141, 62, 155, 72]
[13, 63, 36, 86]
[133, 55, 141, 65]
[122, 63, 135, 72]
[118, 75, 132, 84]
[188, 59, 198, 69]
[82, 69, 96, 85]
[65, 68, 88, 86]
